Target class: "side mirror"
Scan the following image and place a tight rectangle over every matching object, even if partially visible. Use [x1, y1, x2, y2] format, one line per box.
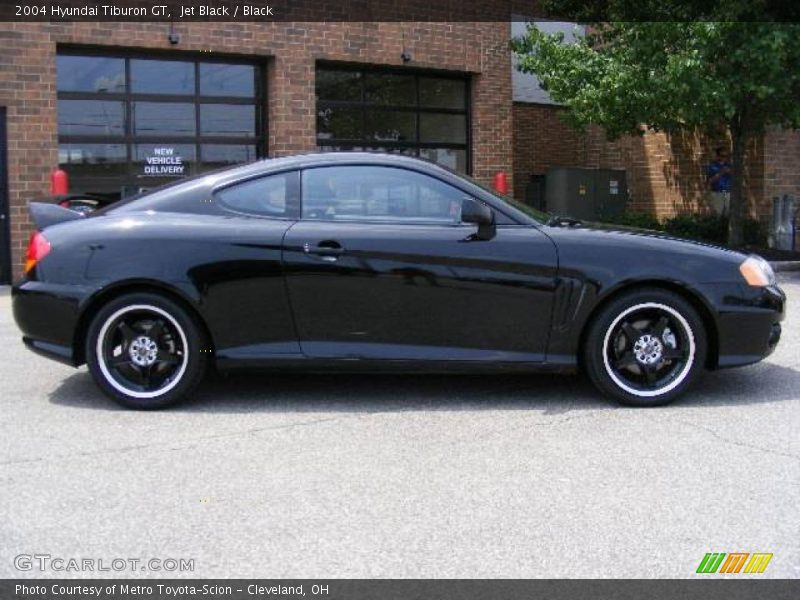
[461, 198, 496, 240]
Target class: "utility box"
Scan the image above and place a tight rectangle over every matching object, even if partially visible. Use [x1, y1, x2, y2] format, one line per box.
[524, 174, 546, 212]
[544, 167, 628, 221]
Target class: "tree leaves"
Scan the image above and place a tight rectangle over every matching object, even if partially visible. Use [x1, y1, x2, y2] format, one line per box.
[511, 22, 800, 137]
[510, 20, 800, 244]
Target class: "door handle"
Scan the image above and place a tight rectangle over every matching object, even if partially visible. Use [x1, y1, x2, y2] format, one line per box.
[303, 240, 345, 261]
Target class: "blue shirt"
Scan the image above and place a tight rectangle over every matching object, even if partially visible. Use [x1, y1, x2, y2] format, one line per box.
[707, 160, 732, 192]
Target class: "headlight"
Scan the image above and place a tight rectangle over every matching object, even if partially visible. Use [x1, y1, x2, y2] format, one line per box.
[739, 255, 776, 287]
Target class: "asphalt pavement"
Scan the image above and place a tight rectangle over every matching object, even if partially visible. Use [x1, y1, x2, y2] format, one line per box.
[1, 274, 798, 579]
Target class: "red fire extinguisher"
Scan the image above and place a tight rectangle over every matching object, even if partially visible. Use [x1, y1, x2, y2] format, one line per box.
[50, 168, 69, 195]
[493, 171, 508, 195]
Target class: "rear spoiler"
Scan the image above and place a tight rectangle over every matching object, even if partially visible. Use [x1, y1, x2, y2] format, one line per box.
[29, 201, 85, 230]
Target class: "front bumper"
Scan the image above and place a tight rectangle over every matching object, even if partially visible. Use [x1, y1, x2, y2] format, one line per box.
[700, 282, 786, 369]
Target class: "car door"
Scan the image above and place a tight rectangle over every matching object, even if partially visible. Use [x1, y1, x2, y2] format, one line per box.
[282, 164, 559, 362]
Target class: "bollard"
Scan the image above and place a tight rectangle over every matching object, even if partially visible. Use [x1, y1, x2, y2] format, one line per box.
[493, 171, 509, 195]
[50, 168, 69, 195]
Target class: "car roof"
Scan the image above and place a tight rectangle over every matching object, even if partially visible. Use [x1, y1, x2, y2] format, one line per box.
[203, 151, 455, 186]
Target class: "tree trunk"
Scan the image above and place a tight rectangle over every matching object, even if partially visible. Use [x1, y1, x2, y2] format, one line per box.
[728, 119, 747, 246]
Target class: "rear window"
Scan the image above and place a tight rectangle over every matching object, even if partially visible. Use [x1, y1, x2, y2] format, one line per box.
[216, 173, 295, 218]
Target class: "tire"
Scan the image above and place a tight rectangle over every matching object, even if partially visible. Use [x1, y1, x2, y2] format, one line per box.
[582, 288, 707, 407]
[86, 292, 209, 409]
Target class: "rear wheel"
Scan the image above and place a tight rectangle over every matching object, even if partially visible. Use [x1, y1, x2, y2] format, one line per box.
[86, 293, 208, 409]
[583, 288, 707, 407]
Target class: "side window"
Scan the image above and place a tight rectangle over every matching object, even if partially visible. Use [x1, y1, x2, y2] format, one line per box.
[216, 172, 294, 217]
[301, 166, 464, 224]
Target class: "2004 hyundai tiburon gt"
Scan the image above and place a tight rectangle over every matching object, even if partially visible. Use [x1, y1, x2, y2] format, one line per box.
[12, 153, 785, 409]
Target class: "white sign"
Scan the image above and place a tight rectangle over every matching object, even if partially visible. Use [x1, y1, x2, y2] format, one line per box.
[143, 147, 184, 176]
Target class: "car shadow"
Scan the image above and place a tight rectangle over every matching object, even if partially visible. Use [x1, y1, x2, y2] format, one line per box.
[48, 361, 800, 414]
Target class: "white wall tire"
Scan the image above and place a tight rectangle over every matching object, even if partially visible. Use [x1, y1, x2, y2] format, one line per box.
[583, 289, 707, 407]
[86, 293, 208, 409]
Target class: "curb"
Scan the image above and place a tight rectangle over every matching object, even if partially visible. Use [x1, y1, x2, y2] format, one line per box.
[770, 261, 800, 272]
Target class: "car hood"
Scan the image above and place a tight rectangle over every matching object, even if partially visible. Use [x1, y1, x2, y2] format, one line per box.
[542, 218, 750, 283]
[553, 218, 745, 256]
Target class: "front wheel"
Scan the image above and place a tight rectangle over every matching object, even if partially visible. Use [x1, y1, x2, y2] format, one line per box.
[86, 293, 208, 409]
[583, 288, 707, 407]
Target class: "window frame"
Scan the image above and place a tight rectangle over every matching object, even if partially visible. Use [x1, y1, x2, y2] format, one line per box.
[57, 47, 267, 193]
[315, 62, 471, 174]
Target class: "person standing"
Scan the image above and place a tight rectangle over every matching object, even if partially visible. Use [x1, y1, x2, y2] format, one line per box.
[706, 146, 732, 216]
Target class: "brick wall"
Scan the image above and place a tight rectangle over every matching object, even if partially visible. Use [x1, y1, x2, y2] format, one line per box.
[0, 20, 513, 278]
[513, 101, 771, 219]
[511, 103, 584, 199]
[763, 127, 800, 215]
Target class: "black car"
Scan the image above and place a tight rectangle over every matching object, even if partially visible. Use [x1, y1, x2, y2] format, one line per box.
[12, 153, 785, 409]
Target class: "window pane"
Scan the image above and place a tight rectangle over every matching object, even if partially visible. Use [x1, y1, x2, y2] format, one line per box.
[58, 100, 124, 136]
[317, 106, 361, 141]
[59, 143, 127, 178]
[57, 55, 125, 93]
[217, 174, 289, 217]
[131, 59, 195, 95]
[419, 113, 467, 144]
[134, 144, 195, 178]
[200, 104, 256, 137]
[365, 111, 415, 142]
[133, 102, 196, 136]
[364, 73, 415, 105]
[419, 148, 468, 173]
[316, 69, 361, 102]
[200, 63, 256, 97]
[200, 144, 258, 171]
[302, 166, 462, 223]
[419, 77, 466, 109]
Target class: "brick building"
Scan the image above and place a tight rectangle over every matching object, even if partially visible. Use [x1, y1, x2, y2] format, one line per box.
[0, 17, 798, 283]
[0, 20, 514, 282]
[510, 21, 800, 225]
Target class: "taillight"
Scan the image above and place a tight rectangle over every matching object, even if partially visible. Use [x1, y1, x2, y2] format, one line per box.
[24, 231, 51, 274]
[59, 200, 70, 208]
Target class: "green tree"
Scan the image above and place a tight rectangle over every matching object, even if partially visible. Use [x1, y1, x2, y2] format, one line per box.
[512, 20, 800, 244]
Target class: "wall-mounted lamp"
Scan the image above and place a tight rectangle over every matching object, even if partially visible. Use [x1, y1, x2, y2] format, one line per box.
[168, 22, 180, 45]
[401, 30, 412, 63]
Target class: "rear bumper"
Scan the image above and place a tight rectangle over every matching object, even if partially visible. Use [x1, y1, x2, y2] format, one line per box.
[12, 280, 94, 367]
[701, 282, 786, 369]
[22, 337, 76, 366]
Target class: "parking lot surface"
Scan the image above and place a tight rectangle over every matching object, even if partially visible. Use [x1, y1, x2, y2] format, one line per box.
[1, 274, 798, 578]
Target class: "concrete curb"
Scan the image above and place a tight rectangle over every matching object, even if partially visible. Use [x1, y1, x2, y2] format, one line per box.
[771, 261, 800, 272]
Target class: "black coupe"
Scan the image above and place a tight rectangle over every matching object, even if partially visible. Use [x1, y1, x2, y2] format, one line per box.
[12, 153, 785, 408]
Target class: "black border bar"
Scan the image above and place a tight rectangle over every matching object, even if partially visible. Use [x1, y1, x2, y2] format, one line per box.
[4, 0, 800, 22]
[2, 579, 800, 600]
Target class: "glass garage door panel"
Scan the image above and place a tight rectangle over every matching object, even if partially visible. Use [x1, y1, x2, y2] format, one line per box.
[133, 103, 196, 137]
[200, 63, 257, 98]
[364, 72, 415, 105]
[200, 144, 258, 172]
[316, 65, 469, 173]
[419, 77, 466, 109]
[59, 143, 127, 174]
[58, 100, 125, 136]
[56, 52, 265, 200]
[57, 56, 125, 94]
[130, 59, 195, 95]
[419, 148, 467, 173]
[200, 104, 257, 137]
[365, 111, 416, 142]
